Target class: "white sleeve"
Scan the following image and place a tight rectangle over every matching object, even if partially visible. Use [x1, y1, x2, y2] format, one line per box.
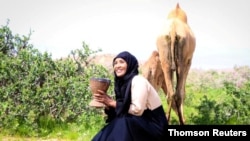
[128, 76, 148, 116]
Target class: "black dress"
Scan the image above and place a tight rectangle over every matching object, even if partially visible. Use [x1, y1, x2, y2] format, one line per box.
[92, 106, 168, 141]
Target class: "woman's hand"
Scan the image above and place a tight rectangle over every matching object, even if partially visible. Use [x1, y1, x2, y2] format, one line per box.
[93, 90, 116, 108]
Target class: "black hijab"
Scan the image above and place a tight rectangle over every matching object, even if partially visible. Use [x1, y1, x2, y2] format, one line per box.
[113, 51, 139, 117]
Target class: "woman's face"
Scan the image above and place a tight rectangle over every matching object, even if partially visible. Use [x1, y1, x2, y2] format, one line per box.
[113, 58, 127, 77]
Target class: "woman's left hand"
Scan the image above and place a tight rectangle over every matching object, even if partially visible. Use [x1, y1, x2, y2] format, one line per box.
[93, 90, 115, 108]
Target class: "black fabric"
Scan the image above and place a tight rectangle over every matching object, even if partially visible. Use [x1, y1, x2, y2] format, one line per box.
[104, 107, 116, 123]
[92, 106, 168, 141]
[113, 51, 139, 117]
[92, 51, 168, 141]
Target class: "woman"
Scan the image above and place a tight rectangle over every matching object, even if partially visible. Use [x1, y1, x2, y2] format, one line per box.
[92, 51, 168, 141]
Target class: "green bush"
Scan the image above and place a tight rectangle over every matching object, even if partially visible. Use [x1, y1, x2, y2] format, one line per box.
[0, 22, 113, 137]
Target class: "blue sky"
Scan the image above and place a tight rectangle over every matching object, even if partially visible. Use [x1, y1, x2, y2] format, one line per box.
[1, 0, 250, 69]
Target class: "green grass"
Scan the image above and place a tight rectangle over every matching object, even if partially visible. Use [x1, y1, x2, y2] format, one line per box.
[1, 84, 250, 140]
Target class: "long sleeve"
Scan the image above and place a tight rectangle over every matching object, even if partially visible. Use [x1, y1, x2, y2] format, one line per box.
[128, 75, 162, 116]
[104, 107, 116, 123]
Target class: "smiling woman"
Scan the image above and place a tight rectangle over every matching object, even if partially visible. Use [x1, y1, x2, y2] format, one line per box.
[91, 51, 168, 141]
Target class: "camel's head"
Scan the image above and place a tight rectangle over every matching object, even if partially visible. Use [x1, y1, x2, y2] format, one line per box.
[167, 3, 187, 23]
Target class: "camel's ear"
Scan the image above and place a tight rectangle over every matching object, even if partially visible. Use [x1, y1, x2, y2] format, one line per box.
[176, 3, 180, 9]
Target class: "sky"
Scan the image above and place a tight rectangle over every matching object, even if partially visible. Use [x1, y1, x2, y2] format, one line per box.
[1, 0, 250, 70]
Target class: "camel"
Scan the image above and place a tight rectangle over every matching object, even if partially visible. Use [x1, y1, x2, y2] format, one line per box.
[155, 3, 196, 125]
[141, 50, 167, 94]
[141, 50, 178, 124]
